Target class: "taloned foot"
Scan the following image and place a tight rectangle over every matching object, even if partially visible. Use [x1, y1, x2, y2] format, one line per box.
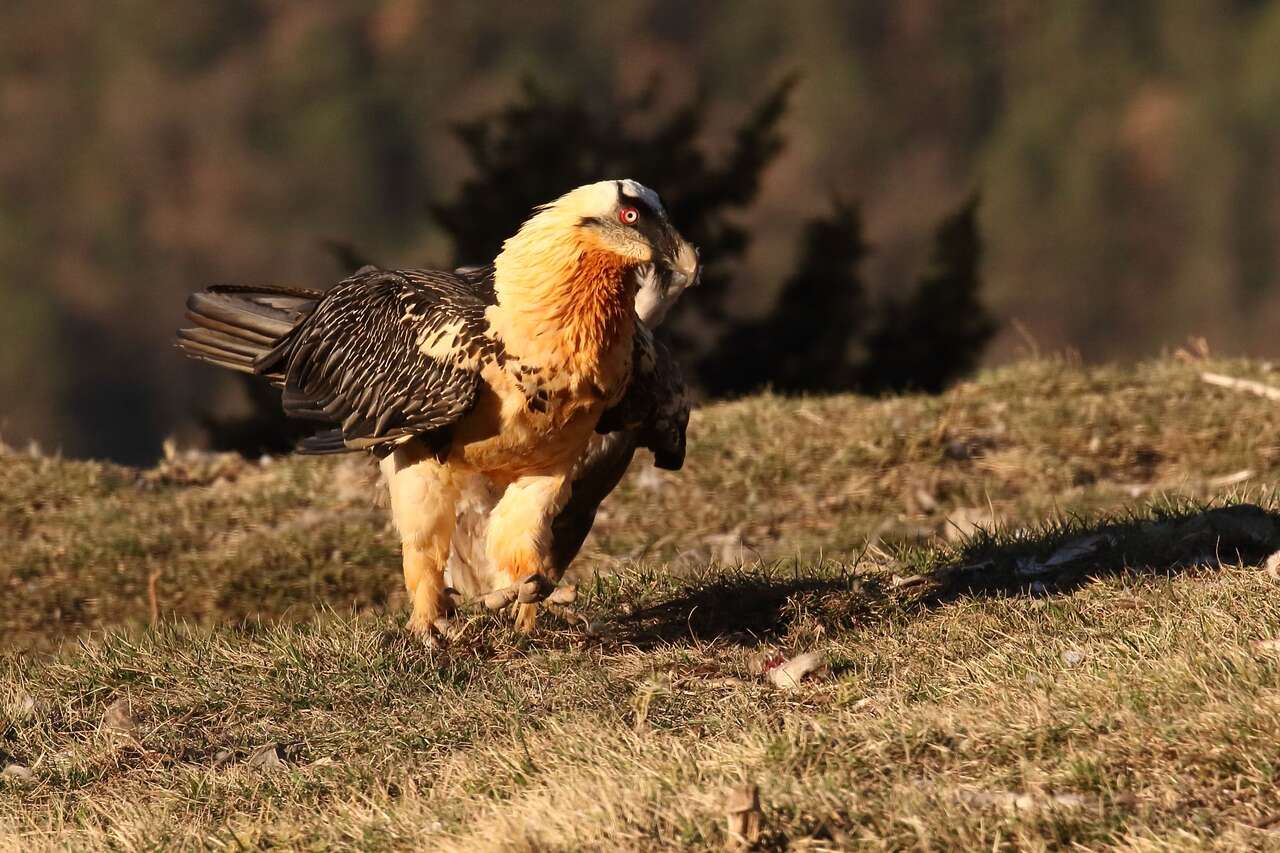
[479, 573, 555, 612]
[542, 587, 599, 636]
[452, 575, 586, 634]
[546, 584, 577, 606]
[517, 583, 596, 635]
[513, 573, 554, 633]
[405, 612, 464, 648]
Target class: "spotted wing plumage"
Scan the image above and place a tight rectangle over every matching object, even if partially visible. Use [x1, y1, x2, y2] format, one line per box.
[258, 268, 498, 455]
[595, 323, 689, 470]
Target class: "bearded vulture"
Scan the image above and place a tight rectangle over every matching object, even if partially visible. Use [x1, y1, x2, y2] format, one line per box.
[176, 180, 697, 638]
[444, 260, 694, 603]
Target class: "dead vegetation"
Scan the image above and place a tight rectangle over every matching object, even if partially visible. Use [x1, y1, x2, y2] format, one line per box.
[6, 357, 1280, 849]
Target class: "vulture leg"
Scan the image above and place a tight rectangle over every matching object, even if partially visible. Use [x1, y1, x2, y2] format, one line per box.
[484, 473, 571, 633]
[381, 444, 460, 641]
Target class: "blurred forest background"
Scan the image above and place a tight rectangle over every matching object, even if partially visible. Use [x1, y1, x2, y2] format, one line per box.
[4, 1, 1280, 463]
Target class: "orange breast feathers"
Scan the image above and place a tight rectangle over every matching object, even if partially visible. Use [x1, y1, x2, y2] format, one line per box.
[487, 211, 639, 398]
[453, 206, 642, 477]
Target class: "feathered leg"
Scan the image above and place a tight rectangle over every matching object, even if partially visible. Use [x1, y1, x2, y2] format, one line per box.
[381, 445, 459, 639]
[485, 473, 570, 633]
[444, 472, 505, 599]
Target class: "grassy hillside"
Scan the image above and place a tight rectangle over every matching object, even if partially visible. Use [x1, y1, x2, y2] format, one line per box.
[6, 357, 1280, 849]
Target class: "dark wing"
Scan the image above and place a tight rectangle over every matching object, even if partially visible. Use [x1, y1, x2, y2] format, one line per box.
[453, 263, 497, 303]
[595, 323, 690, 471]
[550, 431, 640, 574]
[271, 267, 501, 454]
[637, 334, 690, 471]
[551, 330, 688, 572]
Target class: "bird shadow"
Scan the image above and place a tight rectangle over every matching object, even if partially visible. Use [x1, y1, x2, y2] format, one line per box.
[603, 503, 1280, 648]
[601, 570, 875, 649]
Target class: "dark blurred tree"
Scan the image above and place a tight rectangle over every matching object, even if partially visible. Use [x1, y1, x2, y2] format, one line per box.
[699, 200, 868, 396]
[858, 195, 996, 394]
[431, 76, 994, 398]
[198, 380, 307, 457]
[699, 193, 996, 398]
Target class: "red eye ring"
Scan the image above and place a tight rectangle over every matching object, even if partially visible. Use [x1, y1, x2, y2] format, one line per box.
[619, 206, 639, 225]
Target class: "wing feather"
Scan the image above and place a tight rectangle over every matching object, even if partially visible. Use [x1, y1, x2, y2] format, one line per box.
[275, 267, 500, 454]
[595, 323, 690, 471]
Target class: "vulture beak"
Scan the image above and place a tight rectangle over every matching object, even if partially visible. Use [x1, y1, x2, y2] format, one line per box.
[664, 229, 701, 290]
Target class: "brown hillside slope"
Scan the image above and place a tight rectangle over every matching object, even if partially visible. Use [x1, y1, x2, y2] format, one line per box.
[4, 358, 1280, 848]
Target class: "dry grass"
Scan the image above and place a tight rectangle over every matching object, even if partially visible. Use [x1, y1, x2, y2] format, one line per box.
[6, 357, 1280, 849]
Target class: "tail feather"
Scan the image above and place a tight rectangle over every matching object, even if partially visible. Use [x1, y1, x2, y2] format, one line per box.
[183, 307, 278, 346]
[174, 331, 258, 372]
[295, 428, 350, 454]
[177, 285, 320, 381]
[179, 327, 266, 360]
[177, 283, 369, 455]
[186, 286, 316, 340]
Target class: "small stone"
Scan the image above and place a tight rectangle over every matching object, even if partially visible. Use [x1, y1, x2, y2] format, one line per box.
[247, 743, 286, 770]
[766, 652, 826, 690]
[2, 764, 33, 784]
[1051, 793, 1086, 809]
[11, 691, 36, 721]
[102, 698, 136, 735]
[1061, 649, 1086, 667]
[1265, 551, 1280, 581]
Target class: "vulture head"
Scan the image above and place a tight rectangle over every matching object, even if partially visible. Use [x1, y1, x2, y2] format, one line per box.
[497, 179, 699, 299]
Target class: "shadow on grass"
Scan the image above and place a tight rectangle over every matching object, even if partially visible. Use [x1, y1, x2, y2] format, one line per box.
[606, 502, 1280, 647]
[923, 501, 1280, 606]
[605, 566, 896, 649]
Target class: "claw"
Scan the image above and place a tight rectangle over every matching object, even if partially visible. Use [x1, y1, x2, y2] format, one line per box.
[406, 617, 447, 649]
[483, 585, 519, 610]
[517, 573, 555, 604]
[544, 602, 599, 636]
[462, 578, 579, 631]
[547, 584, 577, 605]
[513, 602, 539, 633]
